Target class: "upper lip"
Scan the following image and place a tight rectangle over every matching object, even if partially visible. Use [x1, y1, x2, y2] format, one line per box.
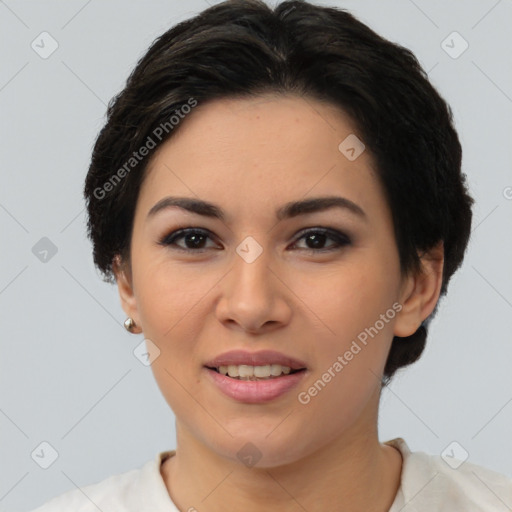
[204, 350, 307, 370]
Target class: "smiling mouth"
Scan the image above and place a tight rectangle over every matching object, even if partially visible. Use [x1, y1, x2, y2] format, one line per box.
[206, 364, 306, 380]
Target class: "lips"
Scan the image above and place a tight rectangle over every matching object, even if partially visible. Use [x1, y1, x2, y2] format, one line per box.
[204, 349, 308, 370]
[203, 349, 308, 403]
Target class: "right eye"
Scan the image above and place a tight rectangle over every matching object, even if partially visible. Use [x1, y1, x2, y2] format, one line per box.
[158, 228, 220, 252]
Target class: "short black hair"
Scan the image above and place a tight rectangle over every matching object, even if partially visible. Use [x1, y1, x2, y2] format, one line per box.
[84, 0, 474, 386]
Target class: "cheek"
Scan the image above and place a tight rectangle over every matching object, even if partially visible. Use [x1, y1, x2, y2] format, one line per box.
[133, 253, 212, 339]
[294, 258, 399, 398]
[133, 262, 210, 415]
[300, 260, 399, 342]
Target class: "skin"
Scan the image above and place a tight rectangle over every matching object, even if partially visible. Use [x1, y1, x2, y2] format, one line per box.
[114, 94, 444, 512]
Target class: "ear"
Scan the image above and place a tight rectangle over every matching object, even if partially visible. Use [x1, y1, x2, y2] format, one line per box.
[112, 254, 142, 334]
[394, 241, 444, 337]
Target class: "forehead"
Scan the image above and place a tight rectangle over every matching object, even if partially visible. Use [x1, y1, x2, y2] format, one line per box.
[161, 94, 368, 164]
[137, 94, 384, 223]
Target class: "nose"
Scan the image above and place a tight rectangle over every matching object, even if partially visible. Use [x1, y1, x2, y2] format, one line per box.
[214, 245, 292, 334]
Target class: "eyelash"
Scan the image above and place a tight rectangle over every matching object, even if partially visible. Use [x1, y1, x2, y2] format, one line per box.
[158, 227, 351, 254]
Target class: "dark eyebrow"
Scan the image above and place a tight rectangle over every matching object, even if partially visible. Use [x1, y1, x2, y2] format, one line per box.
[147, 196, 366, 222]
[276, 196, 366, 221]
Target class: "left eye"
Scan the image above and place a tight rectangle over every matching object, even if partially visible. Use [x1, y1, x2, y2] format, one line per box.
[292, 228, 351, 252]
[158, 227, 351, 252]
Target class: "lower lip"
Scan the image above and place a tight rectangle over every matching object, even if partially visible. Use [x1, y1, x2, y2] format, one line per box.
[204, 368, 307, 404]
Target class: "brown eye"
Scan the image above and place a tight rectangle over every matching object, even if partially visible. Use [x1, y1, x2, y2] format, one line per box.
[292, 228, 351, 252]
[159, 228, 219, 252]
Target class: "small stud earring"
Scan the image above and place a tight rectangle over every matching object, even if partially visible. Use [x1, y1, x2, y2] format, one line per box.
[124, 317, 137, 333]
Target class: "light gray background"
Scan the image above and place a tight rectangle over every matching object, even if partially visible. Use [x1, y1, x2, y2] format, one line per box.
[1, 0, 511, 510]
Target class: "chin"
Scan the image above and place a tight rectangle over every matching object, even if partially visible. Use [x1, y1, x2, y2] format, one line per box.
[200, 427, 311, 469]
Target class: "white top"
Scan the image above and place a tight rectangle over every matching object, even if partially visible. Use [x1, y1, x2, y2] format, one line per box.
[31, 438, 512, 511]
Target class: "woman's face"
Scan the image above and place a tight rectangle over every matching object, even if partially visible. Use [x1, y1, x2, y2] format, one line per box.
[118, 94, 414, 467]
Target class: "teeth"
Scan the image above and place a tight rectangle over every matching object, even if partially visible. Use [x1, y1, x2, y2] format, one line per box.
[273, 364, 291, 375]
[217, 364, 294, 379]
[254, 365, 270, 377]
[238, 365, 253, 378]
[227, 365, 239, 377]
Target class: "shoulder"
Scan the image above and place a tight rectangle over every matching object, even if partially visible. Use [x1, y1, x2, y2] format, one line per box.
[29, 451, 176, 512]
[29, 466, 144, 511]
[387, 438, 512, 511]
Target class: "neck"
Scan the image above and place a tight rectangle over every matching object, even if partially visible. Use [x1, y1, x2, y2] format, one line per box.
[161, 392, 402, 512]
